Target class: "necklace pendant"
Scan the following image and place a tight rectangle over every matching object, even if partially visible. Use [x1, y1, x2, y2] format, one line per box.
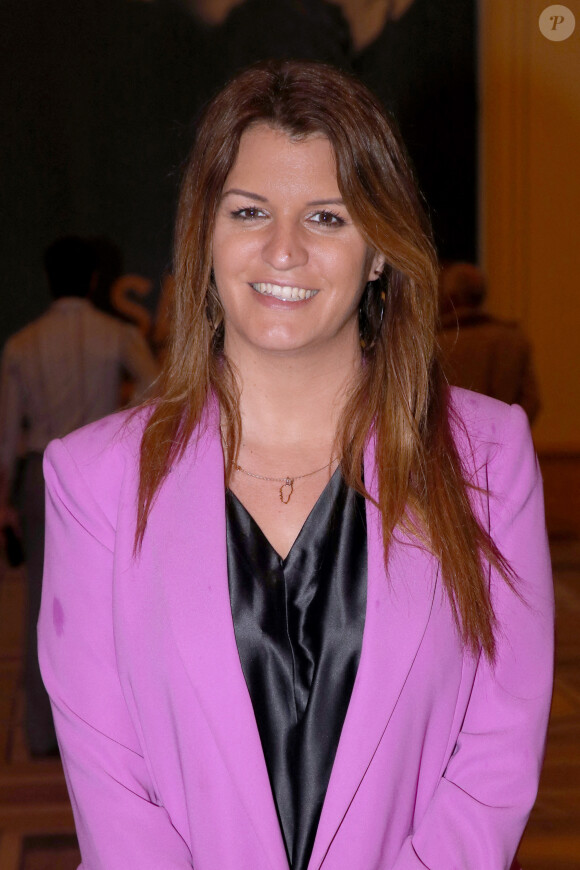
[279, 478, 294, 504]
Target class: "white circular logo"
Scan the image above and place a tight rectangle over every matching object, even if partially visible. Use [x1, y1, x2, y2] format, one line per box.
[539, 5, 576, 40]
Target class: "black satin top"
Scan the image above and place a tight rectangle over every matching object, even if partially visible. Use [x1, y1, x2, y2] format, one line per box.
[226, 470, 367, 870]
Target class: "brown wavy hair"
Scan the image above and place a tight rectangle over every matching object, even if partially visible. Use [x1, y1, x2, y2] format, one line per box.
[137, 60, 511, 659]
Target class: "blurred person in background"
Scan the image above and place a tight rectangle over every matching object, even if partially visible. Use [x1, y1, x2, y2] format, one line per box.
[438, 262, 541, 425]
[0, 235, 158, 757]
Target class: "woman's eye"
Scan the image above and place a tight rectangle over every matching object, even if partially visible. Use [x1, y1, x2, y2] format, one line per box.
[308, 211, 345, 227]
[231, 206, 267, 220]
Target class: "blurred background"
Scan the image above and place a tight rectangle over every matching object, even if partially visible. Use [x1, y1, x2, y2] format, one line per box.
[0, 1, 579, 867]
[1, 0, 479, 346]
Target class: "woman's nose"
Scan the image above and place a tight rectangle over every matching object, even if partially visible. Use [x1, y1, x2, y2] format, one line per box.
[261, 221, 308, 270]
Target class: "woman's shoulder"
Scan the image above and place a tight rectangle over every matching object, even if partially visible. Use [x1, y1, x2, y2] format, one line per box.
[447, 388, 538, 519]
[43, 407, 151, 542]
[448, 386, 531, 455]
[46, 406, 149, 473]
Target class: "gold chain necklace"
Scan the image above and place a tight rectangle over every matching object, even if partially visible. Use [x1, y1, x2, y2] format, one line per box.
[233, 457, 339, 504]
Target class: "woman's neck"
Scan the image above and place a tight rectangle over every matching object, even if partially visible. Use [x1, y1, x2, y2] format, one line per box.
[228, 342, 362, 464]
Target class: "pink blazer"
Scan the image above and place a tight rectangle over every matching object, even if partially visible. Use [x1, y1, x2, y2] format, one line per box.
[39, 388, 554, 869]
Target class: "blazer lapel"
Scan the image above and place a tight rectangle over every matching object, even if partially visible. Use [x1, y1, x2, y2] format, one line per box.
[158, 406, 288, 870]
[308, 440, 439, 869]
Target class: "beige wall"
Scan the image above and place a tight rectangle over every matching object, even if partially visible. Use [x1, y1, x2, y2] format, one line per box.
[479, 0, 580, 450]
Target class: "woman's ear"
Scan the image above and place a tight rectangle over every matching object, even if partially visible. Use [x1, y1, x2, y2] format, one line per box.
[368, 251, 386, 282]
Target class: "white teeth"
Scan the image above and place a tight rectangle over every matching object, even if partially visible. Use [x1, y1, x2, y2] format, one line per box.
[252, 282, 317, 301]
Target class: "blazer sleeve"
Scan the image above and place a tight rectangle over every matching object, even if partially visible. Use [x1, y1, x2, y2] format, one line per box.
[38, 438, 193, 869]
[392, 403, 555, 870]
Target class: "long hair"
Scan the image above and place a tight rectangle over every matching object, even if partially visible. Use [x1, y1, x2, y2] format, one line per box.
[137, 60, 511, 659]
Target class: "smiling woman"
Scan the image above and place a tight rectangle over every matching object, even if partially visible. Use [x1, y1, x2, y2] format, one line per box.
[38, 61, 553, 870]
[212, 126, 384, 364]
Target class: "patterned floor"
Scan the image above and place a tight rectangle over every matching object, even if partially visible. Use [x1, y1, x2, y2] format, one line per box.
[0, 456, 578, 869]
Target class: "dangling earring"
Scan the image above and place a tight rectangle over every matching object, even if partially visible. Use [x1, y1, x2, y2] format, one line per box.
[359, 277, 386, 351]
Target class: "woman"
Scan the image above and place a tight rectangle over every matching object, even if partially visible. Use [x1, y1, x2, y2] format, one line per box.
[39, 61, 554, 869]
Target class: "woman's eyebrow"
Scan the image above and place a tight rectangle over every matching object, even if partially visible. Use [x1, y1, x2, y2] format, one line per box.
[221, 190, 345, 208]
[222, 188, 268, 202]
[306, 198, 345, 207]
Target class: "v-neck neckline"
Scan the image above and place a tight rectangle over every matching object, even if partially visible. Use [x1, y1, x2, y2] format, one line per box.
[226, 466, 343, 564]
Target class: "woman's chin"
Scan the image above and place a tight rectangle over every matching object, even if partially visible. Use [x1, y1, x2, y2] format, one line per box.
[225, 326, 361, 363]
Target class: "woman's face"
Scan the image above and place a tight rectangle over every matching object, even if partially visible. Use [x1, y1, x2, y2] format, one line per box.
[212, 124, 384, 361]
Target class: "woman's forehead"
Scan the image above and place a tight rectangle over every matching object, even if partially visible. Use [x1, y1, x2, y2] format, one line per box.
[226, 124, 339, 189]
